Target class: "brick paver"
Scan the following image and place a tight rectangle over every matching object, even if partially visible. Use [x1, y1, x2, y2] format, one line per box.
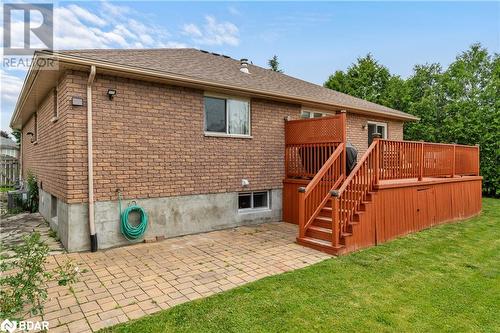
[30, 222, 330, 332]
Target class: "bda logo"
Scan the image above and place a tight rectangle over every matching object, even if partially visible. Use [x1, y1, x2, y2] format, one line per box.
[0, 319, 17, 333]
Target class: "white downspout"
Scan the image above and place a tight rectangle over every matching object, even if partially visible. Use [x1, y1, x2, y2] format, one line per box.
[87, 65, 97, 251]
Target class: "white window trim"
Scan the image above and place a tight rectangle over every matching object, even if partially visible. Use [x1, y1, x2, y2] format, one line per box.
[367, 121, 388, 139]
[238, 190, 271, 213]
[300, 108, 334, 119]
[204, 92, 251, 138]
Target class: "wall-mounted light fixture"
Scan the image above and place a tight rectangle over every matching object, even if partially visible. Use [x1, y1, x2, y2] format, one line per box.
[107, 89, 117, 100]
[72, 97, 83, 106]
[26, 132, 35, 143]
[241, 179, 250, 187]
[362, 124, 367, 130]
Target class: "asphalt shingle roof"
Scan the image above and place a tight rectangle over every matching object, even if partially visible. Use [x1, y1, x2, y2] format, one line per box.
[59, 48, 416, 120]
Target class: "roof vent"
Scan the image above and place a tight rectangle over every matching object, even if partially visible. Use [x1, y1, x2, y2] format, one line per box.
[240, 58, 250, 74]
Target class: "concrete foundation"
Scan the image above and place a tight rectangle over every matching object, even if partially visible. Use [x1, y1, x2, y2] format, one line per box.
[39, 188, 282, 252]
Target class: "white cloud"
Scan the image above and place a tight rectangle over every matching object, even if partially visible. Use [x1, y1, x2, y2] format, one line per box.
[66, 4, 106, 27]
[183, 16, 239, 46]
[182, 23, 202, 38]
[52, 3, 182, 50]
[228, 6, 241, 16]
[0, 69, 24, 104]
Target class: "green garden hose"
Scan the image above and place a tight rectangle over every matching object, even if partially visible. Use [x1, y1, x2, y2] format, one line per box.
[118, 192, 148, 241]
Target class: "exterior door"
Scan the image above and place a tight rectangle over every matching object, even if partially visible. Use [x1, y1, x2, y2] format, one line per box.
[416, 187, 436, 229]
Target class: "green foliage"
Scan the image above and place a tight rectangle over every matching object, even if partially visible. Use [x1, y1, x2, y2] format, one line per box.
[268, 55, 283, 73]
[324, 44, 500, 196]
[0, 232, 81, 320]
[11, 130, 21, 144]
[26, 171, 39, 212]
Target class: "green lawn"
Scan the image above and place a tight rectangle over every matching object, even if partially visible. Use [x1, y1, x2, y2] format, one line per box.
[102, 198, 499, 333]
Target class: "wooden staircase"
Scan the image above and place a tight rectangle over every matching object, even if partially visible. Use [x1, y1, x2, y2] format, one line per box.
[297, 192, 376, 255]
[297, 140, 380, 255]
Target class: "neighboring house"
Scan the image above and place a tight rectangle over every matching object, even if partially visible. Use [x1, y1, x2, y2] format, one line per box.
[0, 136, 20, 187]
[0, 136, 19, 158]
[10, 49, 481, 254]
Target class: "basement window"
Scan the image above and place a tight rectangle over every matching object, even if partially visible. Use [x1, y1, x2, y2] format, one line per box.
[204, 95, 250, 136]
[51, 194, 57, 219]
[238, 191, 270, 211]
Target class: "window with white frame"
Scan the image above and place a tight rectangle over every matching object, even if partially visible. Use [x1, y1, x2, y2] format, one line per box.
[300, 110, 326, 119]
[204, 95, 250, 136]
[238, 191, 270, 211]
[367, 121, 387, 145]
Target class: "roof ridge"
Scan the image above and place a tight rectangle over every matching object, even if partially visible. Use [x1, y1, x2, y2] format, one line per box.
[57, 47, 198, 53]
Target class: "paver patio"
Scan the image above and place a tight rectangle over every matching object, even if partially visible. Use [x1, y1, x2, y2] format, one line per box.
[27, 222, 330, 332]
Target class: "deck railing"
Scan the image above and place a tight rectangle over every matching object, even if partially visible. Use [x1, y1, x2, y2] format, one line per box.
[299, 138, 480, 248]
[285, 113, 346, 179]
[298, 143, 345, 238]
[333, 140, 379, 242]
[378, 140, 480, 180]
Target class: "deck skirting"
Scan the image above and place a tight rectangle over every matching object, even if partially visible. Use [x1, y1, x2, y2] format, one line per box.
[343, 176, 482, 253]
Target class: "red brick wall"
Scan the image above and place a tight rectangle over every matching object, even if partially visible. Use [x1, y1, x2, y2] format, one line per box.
[21, 73, 73, 200]
[52, 71, 302, 203]
[22, 70, 405, 204]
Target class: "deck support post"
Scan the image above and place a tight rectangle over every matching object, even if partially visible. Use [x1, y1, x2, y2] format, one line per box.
[372, 134, 381, 184]
[419, 141, 424, 181]
[475, 144, 480, 176]
[339, 110, 347, 178]
[331, 193, 340, 248]
[452, 144, 456, 177]
[298, 187, 306, 238]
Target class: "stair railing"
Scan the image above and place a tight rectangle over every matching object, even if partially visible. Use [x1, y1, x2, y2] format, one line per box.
[298, 143, 345, 239]
[331, 140, 380, 241]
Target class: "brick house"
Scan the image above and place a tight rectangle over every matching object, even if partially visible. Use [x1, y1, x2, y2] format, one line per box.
[11, 49, 419, 252]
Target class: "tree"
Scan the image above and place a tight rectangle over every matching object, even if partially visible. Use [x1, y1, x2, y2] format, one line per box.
[268, 55, 283, 73]
[323, 44, 499, 196]
[0, 131, 9, 139]
[11, 130, 21, 143]
[324, 54, 392, 106]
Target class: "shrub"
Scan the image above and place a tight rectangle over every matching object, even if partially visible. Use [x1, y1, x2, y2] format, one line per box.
[25, 171, 39, 213]
[0, 232, 82, 320]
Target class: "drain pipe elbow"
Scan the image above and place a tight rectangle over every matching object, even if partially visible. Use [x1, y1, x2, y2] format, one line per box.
[87, 65, 97, 252]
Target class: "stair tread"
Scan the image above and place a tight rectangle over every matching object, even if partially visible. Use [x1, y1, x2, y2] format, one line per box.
[315, 216, 332, 222]
[298, 237, 344, 249]
[308, 225, 332, 234]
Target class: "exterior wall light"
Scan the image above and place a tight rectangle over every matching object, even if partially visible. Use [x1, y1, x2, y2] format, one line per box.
[26, 132, 35, 143]
[107, 89, 117, 100]
[72, 97, 83, 106]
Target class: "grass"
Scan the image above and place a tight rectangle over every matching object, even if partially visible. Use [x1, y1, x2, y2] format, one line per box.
[102, 198, 499, 333]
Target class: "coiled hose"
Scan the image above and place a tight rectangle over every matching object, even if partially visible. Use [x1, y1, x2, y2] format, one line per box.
[118, 191, 148, 240]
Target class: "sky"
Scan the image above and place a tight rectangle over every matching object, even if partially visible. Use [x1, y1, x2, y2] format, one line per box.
[1, 1, 499, 134]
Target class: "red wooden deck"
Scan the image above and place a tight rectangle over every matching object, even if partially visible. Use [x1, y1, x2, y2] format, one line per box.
[283, 115, 482, 255]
